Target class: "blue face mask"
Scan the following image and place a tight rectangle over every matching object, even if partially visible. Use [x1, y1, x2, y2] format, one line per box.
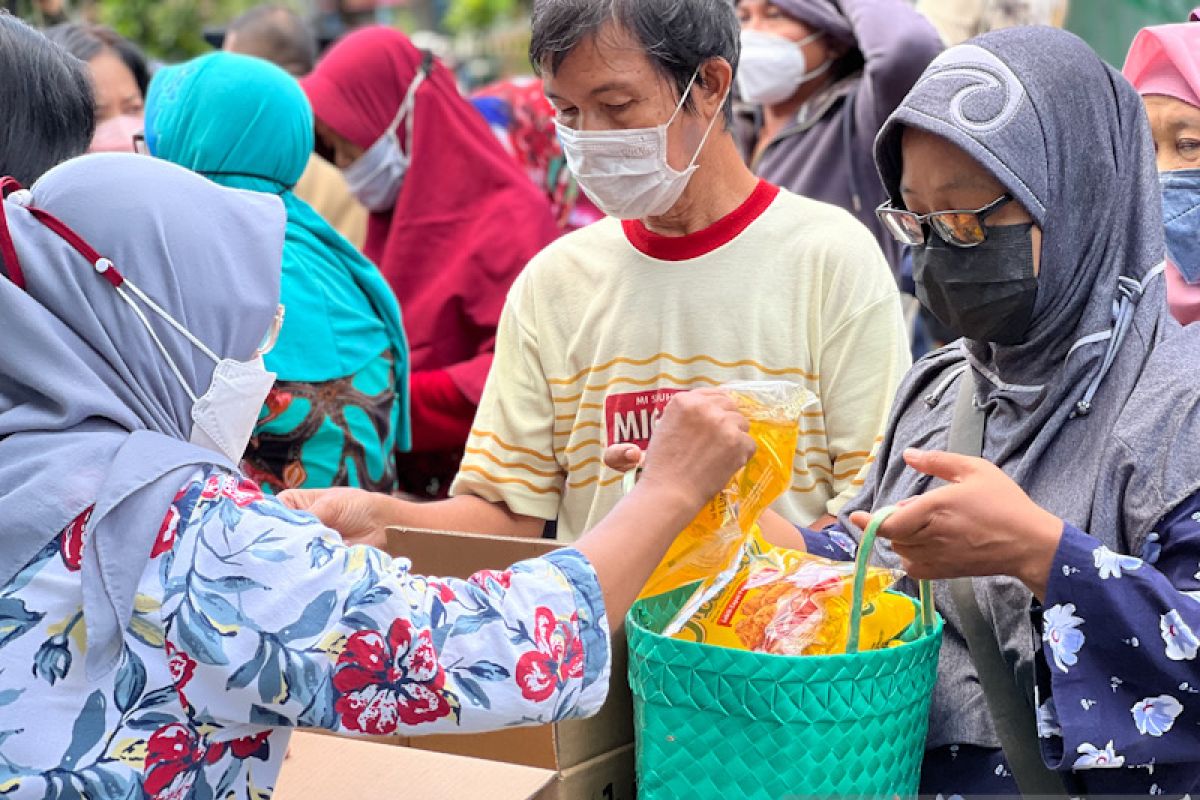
[1161, 168, 1200, 283]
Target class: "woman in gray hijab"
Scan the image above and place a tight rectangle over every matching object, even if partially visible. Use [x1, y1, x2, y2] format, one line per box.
[0, 154, 752, 797]
[834, 25, 1200, 796]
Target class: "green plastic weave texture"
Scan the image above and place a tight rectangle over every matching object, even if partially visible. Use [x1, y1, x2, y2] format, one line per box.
[628, 585, 943, 799]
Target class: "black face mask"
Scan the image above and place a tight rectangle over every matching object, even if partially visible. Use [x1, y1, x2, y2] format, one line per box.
[913, 223, 1039, 346]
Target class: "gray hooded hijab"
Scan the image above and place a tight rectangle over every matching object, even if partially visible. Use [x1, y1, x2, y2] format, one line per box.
[0, 153, 285, 677]
[841, 27, 1200, 751]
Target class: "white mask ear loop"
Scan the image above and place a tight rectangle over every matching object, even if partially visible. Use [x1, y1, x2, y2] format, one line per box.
[663, 69, 729, 173]
[398, 69, 426, 158]
[121, 278, 221, 365]
[115, 286, 200, 404]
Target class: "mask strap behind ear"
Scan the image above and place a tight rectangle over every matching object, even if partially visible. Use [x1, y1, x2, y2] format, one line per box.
[396, 50, 433, 157]
[115, 286, 200, 404]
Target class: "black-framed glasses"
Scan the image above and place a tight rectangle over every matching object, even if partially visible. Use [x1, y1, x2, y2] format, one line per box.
[876, 193, 1013, 248]
[132, 132, 149, 155]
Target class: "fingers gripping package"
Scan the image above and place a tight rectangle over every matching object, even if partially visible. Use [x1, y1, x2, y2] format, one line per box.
[636, 381, 914, 657]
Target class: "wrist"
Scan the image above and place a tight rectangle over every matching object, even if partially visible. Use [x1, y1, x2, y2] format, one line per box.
[1018, 509, 1064, 600]
[630, 473, 710, 533]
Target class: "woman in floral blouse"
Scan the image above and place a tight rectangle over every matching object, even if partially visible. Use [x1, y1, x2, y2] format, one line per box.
[0, 154, 754, 800]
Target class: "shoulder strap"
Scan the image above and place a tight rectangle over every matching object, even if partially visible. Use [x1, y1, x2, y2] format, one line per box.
[946, 374, 1071, 798]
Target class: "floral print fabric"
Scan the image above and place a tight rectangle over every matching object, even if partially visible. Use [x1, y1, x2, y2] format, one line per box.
[0, 467, 609, 799]
[804, 493, 1200, 796]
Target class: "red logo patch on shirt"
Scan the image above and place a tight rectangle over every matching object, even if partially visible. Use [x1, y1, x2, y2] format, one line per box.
[605, 389, 682, 449]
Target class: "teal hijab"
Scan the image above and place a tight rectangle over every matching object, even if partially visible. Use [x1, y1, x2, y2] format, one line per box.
[144, 52, 410, 448]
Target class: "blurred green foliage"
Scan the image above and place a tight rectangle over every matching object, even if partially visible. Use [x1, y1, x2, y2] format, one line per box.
[98, 0, 278, 61]
[443, 0, 523, 32]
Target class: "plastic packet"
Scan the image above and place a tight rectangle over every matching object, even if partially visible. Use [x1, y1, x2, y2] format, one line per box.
[669, 528, 914, 656]
[636, 381, 815, 601]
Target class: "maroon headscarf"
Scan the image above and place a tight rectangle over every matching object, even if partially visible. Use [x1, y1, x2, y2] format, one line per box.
[302, 27, 558, 404]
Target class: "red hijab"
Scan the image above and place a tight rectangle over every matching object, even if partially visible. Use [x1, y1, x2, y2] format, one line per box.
[301, 28, 558, 402]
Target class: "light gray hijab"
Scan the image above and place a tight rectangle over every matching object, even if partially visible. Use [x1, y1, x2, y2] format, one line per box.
[842, 27, 1200, 750]
[0, 153, 284, 677]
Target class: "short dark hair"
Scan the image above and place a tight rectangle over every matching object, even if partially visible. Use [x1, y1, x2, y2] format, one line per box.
[44, 23, 151, 98]
[226, 5, 317, 77]
[530, 0, 740, 123]
[0, 13, 94, 185]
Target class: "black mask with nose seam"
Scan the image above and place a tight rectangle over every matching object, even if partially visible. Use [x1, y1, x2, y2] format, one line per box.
[913, 222, 1039, 346]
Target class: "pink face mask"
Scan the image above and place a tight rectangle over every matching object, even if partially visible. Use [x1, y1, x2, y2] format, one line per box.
[1165, 257, 1200, 326]
[88, 114, 144, 154]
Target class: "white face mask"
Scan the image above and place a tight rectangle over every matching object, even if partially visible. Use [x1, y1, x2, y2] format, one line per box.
[736, 29, 830, 106]
[344, 67, 427, 213]
[554, 71, 728, 220]
[114, 273, 282, 464]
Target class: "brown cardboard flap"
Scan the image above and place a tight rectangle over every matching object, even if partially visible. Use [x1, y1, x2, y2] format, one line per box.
[553, 744, 637, 800]
[554, 636, 634, 768]
[386, 527, 560, 577]
[276, 731, 557, 800]
[411, 725, 561, 770]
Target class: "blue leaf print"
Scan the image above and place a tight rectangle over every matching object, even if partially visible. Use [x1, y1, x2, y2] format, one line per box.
[457, 675, 491, 710]
[344, 564, 380, 612]
[213, 762, 241, 799]
[258, 640, 285, 704]
[199, 574, 268, 593]
[279, 590, 337, 643]
[307, 536, 337, 569]
[60, 690, 105, 769]
[0, 688, 22, 707]
[250, 704, 293, 727]
[81, 764, 138, 800]
[282, 649, 322, 709]
[176, 599, 230, 666]
[452, 608, 501, 637]
[0, 597, 44, 649]
[196, 591, 246, 628]
[127, 712, 178, 731]
[137, 686, 178, 710]
[253, 500, 321, 526]
[114, 648, 147, 714]
[340, 611, 378, 631]
[2, 539, 57, 597]
[227, 637, 269, 691]
[218, 498, 244, 531]
[249, 547, 291, 563]
[467, 661, 511, 681]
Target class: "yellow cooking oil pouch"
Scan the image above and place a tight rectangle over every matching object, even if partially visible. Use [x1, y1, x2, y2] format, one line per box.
[636, 381, 815, 601]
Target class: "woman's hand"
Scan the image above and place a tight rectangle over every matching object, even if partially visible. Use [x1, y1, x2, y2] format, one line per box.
[849, 448, 1064, 599]
[278, 487, 399, 548]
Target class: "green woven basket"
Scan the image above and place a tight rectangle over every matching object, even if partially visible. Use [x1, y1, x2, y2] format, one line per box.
[627, 508, 943, 799]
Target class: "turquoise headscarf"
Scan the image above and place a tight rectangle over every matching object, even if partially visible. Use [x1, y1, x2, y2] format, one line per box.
[145, 52, 411, 449]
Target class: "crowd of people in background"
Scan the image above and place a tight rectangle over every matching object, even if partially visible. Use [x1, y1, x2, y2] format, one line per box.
[3, 0, 1200, 797]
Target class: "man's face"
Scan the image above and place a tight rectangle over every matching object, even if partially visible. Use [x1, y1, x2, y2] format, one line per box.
[542, 21, 713, 173]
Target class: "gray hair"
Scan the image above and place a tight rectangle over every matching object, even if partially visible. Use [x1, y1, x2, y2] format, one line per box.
[530, 0, 740, 123]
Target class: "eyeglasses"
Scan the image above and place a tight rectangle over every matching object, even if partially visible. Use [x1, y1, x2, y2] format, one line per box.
[876, 193, 1014, 248]
[132, 133, 149, 156]
[255, 305, 286, 357]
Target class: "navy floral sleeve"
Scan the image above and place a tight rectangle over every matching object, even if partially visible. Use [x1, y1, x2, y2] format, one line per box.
[797, 494, 1200, 797]
[0, 467, 609, 800]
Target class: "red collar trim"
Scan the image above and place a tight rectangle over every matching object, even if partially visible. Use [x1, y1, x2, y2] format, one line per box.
[621, 180, 780, 262]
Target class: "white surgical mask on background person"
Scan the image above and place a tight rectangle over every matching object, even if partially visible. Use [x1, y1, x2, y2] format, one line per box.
[555, 71, 728, 220]
[736, 28, 830, 106]
[89, 114, 144, 154]
[344, 67, 427, 213]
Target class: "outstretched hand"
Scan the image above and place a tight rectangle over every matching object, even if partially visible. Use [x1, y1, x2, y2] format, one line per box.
[849, 448, 1063, 599]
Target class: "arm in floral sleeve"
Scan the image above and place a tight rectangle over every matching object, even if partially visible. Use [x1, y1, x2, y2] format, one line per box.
[157, 471, 610, 739]
[1034, 493, 1200, 782]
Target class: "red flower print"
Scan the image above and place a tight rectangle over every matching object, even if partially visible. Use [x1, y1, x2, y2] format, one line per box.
[432, 581, 457, 603]
[333, 619, 460, 735]
[144, 723, 205, 800]
[515, 607, 585, 704]
[165, 641, 196, 708]
[200, 474, 264, 507]
[468, 570, 513, 592]
[152, 503, 181, 559]
[259, 387, 294, 426]
[229, 730, 271, 760]
[59, 506, 94, 572]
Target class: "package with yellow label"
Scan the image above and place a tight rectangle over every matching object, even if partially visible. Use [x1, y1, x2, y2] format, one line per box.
[668, 529, 915, 656]
[637, 381, 815, 601]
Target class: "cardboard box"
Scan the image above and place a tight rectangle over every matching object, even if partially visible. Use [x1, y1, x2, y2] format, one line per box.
[383, 527, 637, 800]
[276, 731, 557, 799]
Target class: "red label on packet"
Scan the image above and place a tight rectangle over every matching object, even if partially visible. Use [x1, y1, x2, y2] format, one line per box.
[605, 389, 682, 449]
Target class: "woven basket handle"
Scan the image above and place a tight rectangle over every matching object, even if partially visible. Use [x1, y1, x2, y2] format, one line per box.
[846, 506, 935, 655]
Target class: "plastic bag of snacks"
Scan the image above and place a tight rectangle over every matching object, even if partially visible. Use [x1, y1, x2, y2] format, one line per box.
[635, 381, 815, 601]
[667, 528, 914, 655]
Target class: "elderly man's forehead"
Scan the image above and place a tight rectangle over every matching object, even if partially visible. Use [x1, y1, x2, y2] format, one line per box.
[541, 19, 664, 89]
